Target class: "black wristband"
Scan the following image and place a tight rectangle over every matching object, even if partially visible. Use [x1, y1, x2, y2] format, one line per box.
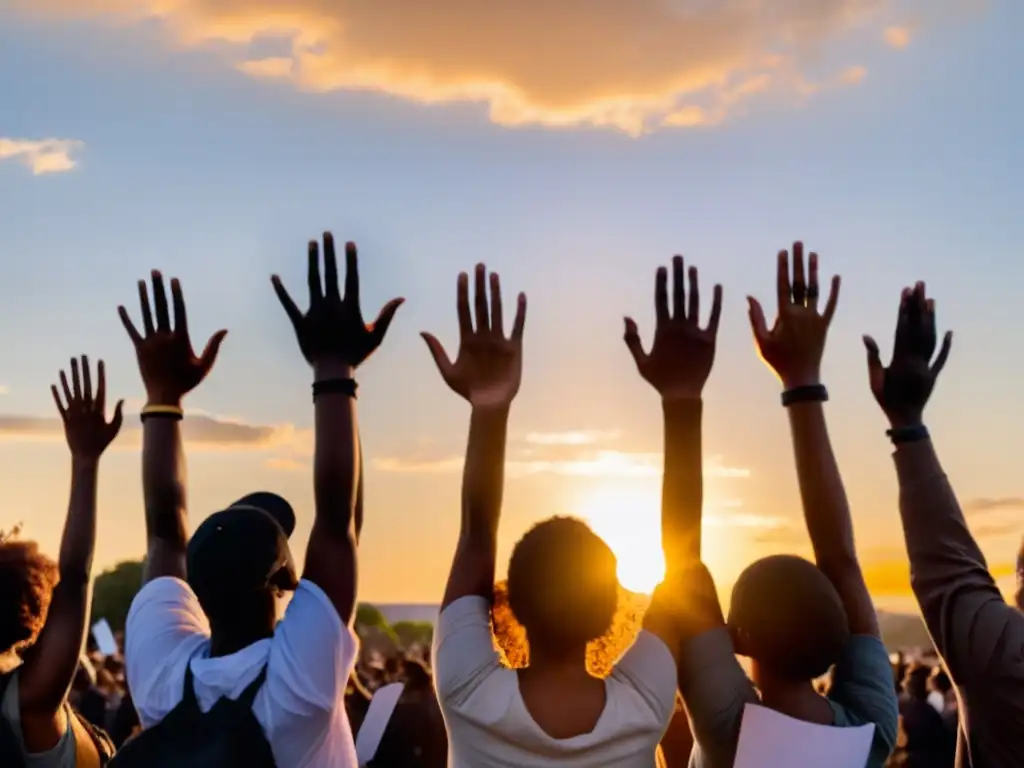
[312, 378, 358, 400]
[139, 410, 184, 423]
[887, 424, 929, 445]
[781, 384, 828, 407]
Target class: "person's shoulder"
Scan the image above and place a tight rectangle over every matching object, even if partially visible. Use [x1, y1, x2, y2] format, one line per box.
[126, 576, 199, 626]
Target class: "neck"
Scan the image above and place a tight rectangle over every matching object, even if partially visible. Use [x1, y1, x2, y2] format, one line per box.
[527, 643, 589, 676]
[757, 670, 829, 722]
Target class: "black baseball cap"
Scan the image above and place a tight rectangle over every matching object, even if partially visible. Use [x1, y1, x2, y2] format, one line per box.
[186, 492, 299, 610]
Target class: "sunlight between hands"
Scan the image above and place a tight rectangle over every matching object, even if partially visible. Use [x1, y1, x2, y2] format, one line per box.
[119, 271, 227, 407]
[863, 281, 953, 429]
[624, 255, 723, 401]
[422, 264, 527, 409]
[51, 356, 124, 460]
[272, 232, 404, 370]
[747, 242, 840, 389]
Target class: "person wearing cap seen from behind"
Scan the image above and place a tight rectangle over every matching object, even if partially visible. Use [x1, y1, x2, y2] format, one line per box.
[119, 234, 402, 767]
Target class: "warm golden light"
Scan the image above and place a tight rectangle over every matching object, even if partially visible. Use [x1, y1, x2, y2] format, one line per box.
[576, 483, 665, 594]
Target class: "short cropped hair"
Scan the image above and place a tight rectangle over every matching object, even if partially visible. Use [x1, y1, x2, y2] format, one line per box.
[0, 539, 59, 655]
[728, 554, 850, 681]
[507, 517, 618, 655]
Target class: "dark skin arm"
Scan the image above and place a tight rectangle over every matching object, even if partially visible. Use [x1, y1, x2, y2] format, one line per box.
[749, 245, 878, 636]
[624, 257, 723, 649]
[119, 272, 227, 585]
[19, 358, 122, 752]
[422, 266, 526, 610]
[272, 234, 403, 624]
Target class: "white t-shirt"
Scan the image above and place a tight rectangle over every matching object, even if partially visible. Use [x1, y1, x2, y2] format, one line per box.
[125, 576, 358, 768]
[433, 596, 677, 767]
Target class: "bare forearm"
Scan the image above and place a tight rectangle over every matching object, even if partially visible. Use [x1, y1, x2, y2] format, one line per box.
[313, 365, 359, 537]
[461, 404, 509, 546]
[142, 418, 188, 582]
[662, 398, 703, 574]
[21, 459, 102, 711]
[787, 402, 857, 572]
[58, 458, 100, 583]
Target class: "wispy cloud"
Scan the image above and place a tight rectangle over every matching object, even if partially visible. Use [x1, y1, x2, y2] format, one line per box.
[373, 448, 749, 480]
[0, 386, 8, 396]
[839, 65, 868, 85]
[12, 0, 937, 135]
[884, 25, 913, 48]
[523, 430, 620, 446]
[0, 138, 82, 175]
[964, 497, 1024, 515]
[0, 412, 309, 454]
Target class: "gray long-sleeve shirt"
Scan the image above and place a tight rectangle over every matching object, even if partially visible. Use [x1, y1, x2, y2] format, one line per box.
[895, 440, 1024, 767]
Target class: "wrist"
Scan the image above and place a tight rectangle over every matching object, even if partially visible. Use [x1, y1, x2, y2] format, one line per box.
[470, 401, 511, 419]
[71, 455, 100, 472]
[780, 371, 822, 390]
[145, 394, 183, 409]
[313, 360, 355, 383]
[886, 412, 924, 430]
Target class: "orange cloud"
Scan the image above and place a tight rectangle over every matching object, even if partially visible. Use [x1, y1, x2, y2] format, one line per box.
[884, 25, 912, 48]
[840, 65, 868, 85]
[11, 0, 910, 134]
[0, 138, 82, 175]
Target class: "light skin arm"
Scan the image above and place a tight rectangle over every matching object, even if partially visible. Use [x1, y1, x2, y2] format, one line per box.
[422, 266, 526, 611]
[19, 359, 122, 750]
[749, 245, 878, 636]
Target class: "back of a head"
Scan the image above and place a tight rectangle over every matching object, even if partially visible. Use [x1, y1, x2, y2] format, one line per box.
[507, 517, 618, 656]
[728, 554, 850, 681]
[0, 539, 58, 656]
[903, 663, 931, 701]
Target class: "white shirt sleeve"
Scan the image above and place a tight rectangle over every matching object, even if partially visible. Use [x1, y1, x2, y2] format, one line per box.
[432, 596, 502, 708]
[255, 580, 360, 767]
[125, 576, 211, 728]
[609, 630, 679, 727]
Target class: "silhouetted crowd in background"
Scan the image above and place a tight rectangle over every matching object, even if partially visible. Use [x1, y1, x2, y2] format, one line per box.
[1, 235, 1020, 767]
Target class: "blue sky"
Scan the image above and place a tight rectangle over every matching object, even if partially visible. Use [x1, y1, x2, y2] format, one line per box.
[0, 0, 1021, 603]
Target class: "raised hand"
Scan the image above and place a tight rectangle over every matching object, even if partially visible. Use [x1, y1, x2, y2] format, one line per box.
[119, 272, 227, 406]
[51, 356, 124, 460]
[272, 233, 404, 368]
[421, 264, 526, 409]
[747, 242, 840, 388]
[863, 282, 952, 428]
[624, 255, 723, 400]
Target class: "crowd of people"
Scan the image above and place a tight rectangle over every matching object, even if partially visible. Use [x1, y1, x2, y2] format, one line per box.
[0, 233, 1020, 767]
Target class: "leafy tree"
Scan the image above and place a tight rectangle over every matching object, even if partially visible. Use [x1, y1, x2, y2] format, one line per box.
[355, 603, 389, 631]
[91, 559, 144, 632]
[392, 620, 433, 649]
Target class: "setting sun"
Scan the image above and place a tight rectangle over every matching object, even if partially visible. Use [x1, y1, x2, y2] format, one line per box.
[576, 484, 665, 594]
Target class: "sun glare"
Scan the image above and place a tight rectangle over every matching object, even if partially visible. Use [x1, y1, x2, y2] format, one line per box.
[576, 484, 665, 594]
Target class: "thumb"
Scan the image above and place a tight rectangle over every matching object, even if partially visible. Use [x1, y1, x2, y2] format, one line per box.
[370, 297, 405, 348]
[421, 332, 454, 380]
[862, 335, 885, 394]
[198, 329, 228, 375]
[623, 317, 646, 367]
[109, 400, 125, 438]
[747, 296, 770, 342]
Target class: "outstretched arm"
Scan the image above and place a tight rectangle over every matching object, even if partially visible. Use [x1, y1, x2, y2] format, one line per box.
[421, 266, 526, 610]
[749, 245, 877, 636]
[119, 272, 227, 584]
[272, 234, 402, 624]
[19, 358, 122, 747]
[865, 284, 1024, 687]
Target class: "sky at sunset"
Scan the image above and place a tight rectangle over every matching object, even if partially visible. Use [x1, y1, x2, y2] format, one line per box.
[1, 0, 1021, 607]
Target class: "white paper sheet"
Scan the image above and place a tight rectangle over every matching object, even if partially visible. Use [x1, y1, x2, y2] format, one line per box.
[734, 703, 875, 768]
[91, 619, 118, 657]
[355, 682, 404, 767]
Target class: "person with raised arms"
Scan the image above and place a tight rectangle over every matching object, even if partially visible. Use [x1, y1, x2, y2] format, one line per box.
[671, 244, 898, 768]
[427, 261, 692, 766]
[863, 281, 1023, 767]
[115, 233, 401, 767]
[0, 357, 123, 768]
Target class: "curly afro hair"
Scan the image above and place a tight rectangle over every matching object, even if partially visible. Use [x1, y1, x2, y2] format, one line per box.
[506, 517, 619, 656]
[0, 539, 59, 655]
